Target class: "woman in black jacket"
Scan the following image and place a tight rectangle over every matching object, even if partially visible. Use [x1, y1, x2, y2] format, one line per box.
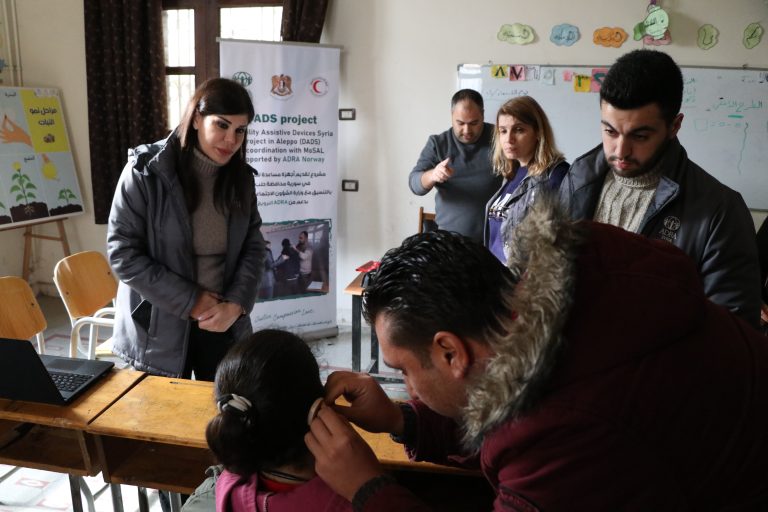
[107, 78, 265, 380]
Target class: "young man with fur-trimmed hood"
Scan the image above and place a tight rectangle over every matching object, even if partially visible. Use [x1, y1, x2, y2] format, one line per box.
[305, 202, 768, 511]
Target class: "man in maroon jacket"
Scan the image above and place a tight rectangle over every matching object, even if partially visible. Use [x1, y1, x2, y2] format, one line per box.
[306, 202, 768, 511]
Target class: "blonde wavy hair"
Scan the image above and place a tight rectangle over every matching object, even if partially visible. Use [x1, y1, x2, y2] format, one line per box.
[491, 96, 564, 179]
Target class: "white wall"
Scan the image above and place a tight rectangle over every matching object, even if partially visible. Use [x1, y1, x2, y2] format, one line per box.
[2, 0, 766, 320]
[0, 0, 96, 293]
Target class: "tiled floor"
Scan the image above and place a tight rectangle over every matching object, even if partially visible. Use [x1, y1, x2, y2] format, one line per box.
[0, 295, 403, 512]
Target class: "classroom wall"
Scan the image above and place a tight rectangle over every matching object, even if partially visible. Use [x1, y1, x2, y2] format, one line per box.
[2, 0, 766, 321]
[0, 1, 94, 291]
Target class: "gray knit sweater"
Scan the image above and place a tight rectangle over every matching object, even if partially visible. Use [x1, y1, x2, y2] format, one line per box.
[191, 148, 228, 293]
[593, 168, 661, 233]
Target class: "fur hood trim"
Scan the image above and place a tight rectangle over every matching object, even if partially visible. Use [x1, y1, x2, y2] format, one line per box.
[462, 200, 587, 449]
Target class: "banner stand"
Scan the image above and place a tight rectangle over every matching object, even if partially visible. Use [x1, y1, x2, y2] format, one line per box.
[220, 39, 341, 338]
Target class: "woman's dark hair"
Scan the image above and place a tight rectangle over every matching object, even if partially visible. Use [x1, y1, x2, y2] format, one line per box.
[175, 77, 256, 215]
[205, 329, 323, 475]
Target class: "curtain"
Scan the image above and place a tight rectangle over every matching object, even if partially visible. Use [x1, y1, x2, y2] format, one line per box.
[84, 0, 168, 224]
[281, 0, 330, 43]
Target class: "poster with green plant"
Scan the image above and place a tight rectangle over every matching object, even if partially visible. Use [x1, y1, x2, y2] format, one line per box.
[0, 86, 83, 228]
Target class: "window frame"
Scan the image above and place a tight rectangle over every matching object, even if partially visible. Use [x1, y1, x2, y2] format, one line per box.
[162, 0, 282, 85]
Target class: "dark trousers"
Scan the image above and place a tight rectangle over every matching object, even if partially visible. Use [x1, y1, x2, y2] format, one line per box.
[299, 272, 312, 293]
[275, 277, 300, 297]
[182, 323, 235, 382]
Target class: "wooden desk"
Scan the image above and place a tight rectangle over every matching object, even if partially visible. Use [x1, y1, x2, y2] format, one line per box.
[357, 424, 477, 476]
[87, 376, 216, 494]
[344, 272, 379, 373]
[0, 369, 145, 512]
[88, 376, 475, 496]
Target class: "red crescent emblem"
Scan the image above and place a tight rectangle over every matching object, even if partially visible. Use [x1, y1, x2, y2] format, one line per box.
[310, 78, 327, 96]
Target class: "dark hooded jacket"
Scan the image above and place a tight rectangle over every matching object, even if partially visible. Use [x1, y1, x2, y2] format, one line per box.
[358, 204, 768, 511]
[107, 134, 265, 377]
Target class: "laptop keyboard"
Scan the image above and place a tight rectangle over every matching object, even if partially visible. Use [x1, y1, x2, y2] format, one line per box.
[49, 371, 91, 392]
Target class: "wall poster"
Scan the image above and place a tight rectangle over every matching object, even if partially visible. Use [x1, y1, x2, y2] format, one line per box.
[0, 87, 83, 228]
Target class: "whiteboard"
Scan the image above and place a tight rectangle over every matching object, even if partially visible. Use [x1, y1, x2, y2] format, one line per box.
[0, 87, 84, 229]
[458, 64, 768, 210]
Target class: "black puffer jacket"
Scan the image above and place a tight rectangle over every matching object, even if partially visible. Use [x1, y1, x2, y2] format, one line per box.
[107, 133, 265, 376]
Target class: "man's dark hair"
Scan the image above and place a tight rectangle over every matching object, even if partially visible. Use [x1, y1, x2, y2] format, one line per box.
[363, 230, 517, 360]
[451, 89, 484, 111]
[600, 49, 683, 124]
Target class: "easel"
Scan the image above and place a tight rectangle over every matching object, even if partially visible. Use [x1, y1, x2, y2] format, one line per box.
[0, 85, 84, 283]
[14, 217, 71, 281]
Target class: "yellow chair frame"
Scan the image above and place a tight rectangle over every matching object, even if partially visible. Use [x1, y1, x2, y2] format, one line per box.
[0, 276, 46, 353]
[53, 251, 117, 359]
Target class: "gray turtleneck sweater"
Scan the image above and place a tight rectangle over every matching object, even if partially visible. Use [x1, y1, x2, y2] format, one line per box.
[191, 148, 228, 293]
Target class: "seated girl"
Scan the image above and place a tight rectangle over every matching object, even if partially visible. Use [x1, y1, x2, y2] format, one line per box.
[203, 329, 352, 511]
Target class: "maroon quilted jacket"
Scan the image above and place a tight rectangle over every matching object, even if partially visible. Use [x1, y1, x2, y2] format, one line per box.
[360, 207, 768, 511]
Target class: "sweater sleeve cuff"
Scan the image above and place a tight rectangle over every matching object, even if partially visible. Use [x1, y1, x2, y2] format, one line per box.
[389, 402, 417, 445]
[351, 474, 397, 512]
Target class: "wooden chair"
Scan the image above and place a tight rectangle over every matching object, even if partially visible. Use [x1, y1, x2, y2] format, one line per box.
[418, 206, 438, 234]
[0, 277, 103, 512]
[0, 276, 46, 353]
[53, 251, 117, 359]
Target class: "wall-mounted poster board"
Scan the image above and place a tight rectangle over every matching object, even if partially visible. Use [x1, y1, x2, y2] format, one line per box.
[0, 87, 83, 228]
[458, 64, 768, 210]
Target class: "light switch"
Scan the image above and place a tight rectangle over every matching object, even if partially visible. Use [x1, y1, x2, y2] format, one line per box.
[342, 179, 359, 191]
[339, 108, 356, 120]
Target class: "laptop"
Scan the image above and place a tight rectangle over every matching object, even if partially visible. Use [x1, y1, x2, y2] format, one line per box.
[0, 338, 114, 405]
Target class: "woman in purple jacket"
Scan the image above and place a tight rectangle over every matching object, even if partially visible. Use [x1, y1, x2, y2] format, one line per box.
[484, 96, 569, 263]
[203, 329, 351, 512]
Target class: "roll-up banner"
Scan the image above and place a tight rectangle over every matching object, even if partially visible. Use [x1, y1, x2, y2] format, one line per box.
[220, 39, 340, 338]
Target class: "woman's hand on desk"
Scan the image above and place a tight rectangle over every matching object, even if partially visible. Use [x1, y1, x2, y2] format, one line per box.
[323, 371, 404, 436]
[305, 405, 383, 501]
